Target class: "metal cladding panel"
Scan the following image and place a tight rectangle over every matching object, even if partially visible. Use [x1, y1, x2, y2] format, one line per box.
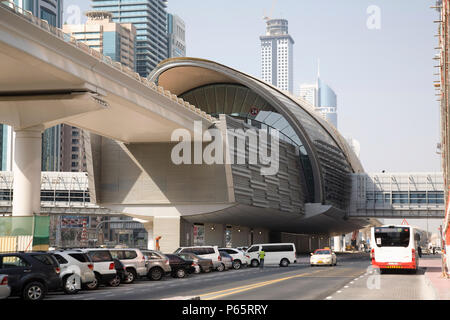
[226, 116, 305, 215]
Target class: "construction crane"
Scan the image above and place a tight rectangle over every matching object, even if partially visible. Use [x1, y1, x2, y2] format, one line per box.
[263, 0, 278, 21]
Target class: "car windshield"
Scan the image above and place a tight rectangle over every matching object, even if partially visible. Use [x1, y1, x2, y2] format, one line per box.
[314, 250, 331, 255]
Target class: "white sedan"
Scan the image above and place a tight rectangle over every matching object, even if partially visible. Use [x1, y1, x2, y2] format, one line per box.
[310, 249, 337, 266]
[0, 275, 10, 299]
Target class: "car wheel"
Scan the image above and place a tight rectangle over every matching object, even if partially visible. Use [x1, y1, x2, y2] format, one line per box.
[85, 274, 100, 290]
[124, 269, 136, 284]
[63, 275, 79, 294]
[175, 268, 186, 278]
[203, 266, 212, 273]
[233, 260, 242, 270]
[23, 282, 45, 301]
[251, 259, 259, 268]
[216, 263, 225, 272]
[280, 259, 289, 267]
[148, 267, 163, 281]
[108, 275, 121, 287]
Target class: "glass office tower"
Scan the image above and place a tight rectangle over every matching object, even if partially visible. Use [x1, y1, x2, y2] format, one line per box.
[92, 0, 168, 77]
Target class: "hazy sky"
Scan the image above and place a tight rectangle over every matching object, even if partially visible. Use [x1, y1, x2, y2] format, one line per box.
[64, 0, 442, 174]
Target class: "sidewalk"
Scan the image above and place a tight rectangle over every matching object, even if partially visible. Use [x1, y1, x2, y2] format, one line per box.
[420, 257, 450, 300]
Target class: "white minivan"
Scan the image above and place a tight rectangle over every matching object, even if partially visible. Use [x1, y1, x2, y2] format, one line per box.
[246, 243, 297, 267]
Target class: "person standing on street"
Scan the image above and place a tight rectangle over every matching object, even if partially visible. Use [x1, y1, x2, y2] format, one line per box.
[259, 249, 266, 270]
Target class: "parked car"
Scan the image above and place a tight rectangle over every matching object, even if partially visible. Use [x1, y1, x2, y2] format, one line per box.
[109, 258, 126, 287]
[310, 249, 337, 266]
[0, 275, 11, 299]
[49, 250, 95, 294]
[80, 249, 117, 290]
[218, 251, 233, 271]
[0, 252, 62, 300]
[246, 243, 297, 267]
[165, 254, 196, 278]
[174, 246, 222, 270]
[236, 247, 248, 252]
[141, 250, 172, 281]
[109, 248, 147, 284]
[219, 248, 248, 269]
[175, 252, 213, 273]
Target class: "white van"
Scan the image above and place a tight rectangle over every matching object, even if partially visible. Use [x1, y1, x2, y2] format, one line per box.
[246, 243, 297, 267]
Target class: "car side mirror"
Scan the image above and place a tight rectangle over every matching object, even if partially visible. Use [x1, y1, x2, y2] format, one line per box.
[310, 253, 313, 256]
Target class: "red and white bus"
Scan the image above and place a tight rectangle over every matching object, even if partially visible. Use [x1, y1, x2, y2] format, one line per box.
[370, 225, 420, 273]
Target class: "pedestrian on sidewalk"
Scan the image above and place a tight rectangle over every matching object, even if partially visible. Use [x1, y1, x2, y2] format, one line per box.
[259, 249, 266, 270]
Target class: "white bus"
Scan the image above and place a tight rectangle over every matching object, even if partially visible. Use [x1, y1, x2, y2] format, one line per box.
[246, 243, 297, 267]
[370, 225, 420, 273]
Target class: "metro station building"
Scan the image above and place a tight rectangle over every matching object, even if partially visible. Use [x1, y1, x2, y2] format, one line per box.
[85, 58, 375, 252]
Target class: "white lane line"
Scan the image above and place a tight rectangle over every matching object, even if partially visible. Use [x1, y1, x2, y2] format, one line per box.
[337, 290, 342, 293]
[350, 281, 354, 284]
[326, 296, 333, 300]
[344, 285, 349, 288]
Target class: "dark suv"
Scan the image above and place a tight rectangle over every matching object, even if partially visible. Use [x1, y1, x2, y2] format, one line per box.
[0, 252, 62, 300]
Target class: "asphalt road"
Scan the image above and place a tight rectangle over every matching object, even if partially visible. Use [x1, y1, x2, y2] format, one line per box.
[45, 253, 372, 300]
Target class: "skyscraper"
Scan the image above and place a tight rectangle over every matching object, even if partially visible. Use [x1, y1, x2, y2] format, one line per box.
[92, 0, 169, 77]
[167, 13, 186, 58]
[62, 11, 137, 172]
[1, 0, 64, 172]
[299, 66, 338, 128]
[260, 19, 294, 93]
[63, 11, 136, 70]
[14, 0, 63, 28]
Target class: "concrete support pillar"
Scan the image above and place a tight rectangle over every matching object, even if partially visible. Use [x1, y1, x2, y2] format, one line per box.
[334, 236, 341, 252]
[153, 216, 180, 253]
[144, 222, 155, 250]
[12, 126, 43, 216]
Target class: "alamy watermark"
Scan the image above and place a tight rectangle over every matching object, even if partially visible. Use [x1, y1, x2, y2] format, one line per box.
[65, 4, 82, 25]
[367, 5, 381, 30]
[171, 121, 280, 176]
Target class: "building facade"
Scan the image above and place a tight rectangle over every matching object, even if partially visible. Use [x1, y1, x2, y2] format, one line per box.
[13, 0, 63, 27]
[260, 19, 294, 93]
[63, 11, 136, 70]
[62, 11, 136, 172]
[167, 13, 186, 58]
[92, 0, 168, 77]
[299, 75, 338, 128]
[434, 0, 450, 273]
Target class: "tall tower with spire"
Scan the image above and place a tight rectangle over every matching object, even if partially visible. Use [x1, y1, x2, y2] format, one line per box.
[299, 61, 338, 128]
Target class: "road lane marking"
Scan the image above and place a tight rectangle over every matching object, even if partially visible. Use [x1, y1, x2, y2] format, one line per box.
[199, 269, 325, 300]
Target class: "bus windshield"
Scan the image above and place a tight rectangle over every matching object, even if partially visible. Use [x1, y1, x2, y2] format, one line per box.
[374, 227, 410, 247]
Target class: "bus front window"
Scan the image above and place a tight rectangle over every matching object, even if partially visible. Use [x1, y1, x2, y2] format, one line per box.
[374, 227, 410, 247]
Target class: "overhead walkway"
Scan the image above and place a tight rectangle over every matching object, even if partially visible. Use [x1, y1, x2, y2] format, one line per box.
[348, 172, 445, 218]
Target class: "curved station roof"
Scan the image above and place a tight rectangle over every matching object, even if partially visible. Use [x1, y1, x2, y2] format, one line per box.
[148, 58, 370, 234]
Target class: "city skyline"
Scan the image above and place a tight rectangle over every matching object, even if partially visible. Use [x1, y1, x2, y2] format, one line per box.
[63, 0, 441, 174]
